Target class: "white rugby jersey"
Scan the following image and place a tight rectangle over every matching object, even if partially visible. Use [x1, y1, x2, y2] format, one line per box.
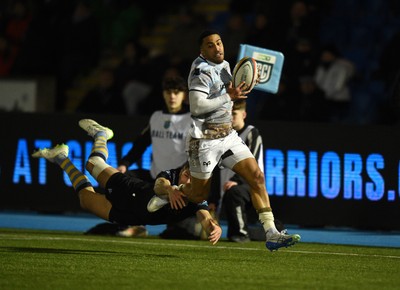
[149, 110, 191, 178]
[188, 56, 233, 138]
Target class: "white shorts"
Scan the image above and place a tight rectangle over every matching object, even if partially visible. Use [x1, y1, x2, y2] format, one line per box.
[186, 130, 254, 179]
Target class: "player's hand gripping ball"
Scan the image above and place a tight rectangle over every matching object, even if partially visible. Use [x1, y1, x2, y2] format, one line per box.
[232, 56, 258, 91]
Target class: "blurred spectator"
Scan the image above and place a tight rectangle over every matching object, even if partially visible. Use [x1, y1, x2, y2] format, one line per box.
[163, 6, 205, 77]
[258, 75, 301, 121]
[284, 37, 319, 88]
[0, 0, 33, 76]
[220, 12, 248, 68]
[0, 34, 18, 76]
[56, 0, 101, 112]
[282, 0, 320, 52]
[245, 12, 284, 51]
[113, 39, 152, 116]
[109, 1, 145, 51]
[113, 39, 150, 89]
[0, 2, 8, 32]
[89, 0, 121, 50]
[76, 67, 126, 115]
[229, 0, 257, 15]
[297, 75, 329, 122]
[4, 0, 33, 47]
[375, 29, 400, 124]
[11, 0, 70, 75]
[376, 29, 400, 99]
[314, 44, 355, 123]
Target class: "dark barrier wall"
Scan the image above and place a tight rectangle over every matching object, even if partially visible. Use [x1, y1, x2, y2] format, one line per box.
[1, 112, 400, 230]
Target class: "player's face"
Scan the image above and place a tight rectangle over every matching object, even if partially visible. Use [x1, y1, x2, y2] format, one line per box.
[179, 168, 191, 184]
[200, 34, 224, 64]
[231, 109, 246, 131]
[163, 89, 185, 113]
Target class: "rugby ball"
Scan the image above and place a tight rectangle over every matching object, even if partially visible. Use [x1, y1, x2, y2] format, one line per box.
[232, 56, 258, 90]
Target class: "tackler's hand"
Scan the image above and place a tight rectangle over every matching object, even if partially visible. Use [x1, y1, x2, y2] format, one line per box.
[208, 219, 222, 245]
[169, 185, 187, 210]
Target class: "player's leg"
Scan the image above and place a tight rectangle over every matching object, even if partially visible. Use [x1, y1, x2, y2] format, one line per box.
[233, 157, 301, 251]
[185, 137, 216, 203]
[79, 119, 117, 188]
[221, 132, 300, 251]
[32, 144, 111, 220]
[78, 119, 146, 236]
[231, 157, 271, 210]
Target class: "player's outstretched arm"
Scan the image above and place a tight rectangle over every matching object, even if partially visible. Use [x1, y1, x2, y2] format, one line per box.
[197, 209, 222, 245]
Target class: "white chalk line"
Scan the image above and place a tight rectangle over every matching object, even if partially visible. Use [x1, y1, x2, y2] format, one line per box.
[1, 233, 400, 260]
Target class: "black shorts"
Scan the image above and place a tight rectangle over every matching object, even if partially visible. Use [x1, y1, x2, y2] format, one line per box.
[104, 173, 205, 226]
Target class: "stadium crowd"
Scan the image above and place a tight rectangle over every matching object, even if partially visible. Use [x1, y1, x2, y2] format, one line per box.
[1, 0, 400, 124]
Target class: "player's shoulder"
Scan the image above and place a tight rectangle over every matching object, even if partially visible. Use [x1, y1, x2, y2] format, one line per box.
[150, 110, 165, 119]
[191, 57, 212, 75]
[247, 124, 262, 139]
[247, 124, 260, 132]
[241, 124, 259, 135]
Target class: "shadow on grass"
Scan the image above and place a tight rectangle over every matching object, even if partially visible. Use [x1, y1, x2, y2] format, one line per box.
[0, 246, 178, 258]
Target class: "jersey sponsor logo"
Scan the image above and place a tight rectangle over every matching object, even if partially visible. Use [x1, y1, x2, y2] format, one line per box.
[203, 161, 211, 166]
[164, 120, 171, 129]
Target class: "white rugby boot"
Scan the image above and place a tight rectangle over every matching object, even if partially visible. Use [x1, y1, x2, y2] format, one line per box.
[31, 143, 69, 163]
[265, 231, 301, 251]
[79, 119, 114, 140]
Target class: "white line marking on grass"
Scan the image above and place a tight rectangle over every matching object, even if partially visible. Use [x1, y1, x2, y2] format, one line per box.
[1, 233, 400, 260]
[285, 249, 400, 259]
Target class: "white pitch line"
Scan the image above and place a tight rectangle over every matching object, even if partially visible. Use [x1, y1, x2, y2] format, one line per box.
[1, 234, 400, 260]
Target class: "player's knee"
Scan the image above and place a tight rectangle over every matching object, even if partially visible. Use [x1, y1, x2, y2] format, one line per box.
[85, 160, 94, 173]
[86, 156, 109, 179]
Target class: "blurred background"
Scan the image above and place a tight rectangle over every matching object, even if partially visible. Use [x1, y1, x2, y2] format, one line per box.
[1, 0, 400, 124]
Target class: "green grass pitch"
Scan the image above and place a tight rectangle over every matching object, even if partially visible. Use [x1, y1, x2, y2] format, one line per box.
[1, 228, 399, 290]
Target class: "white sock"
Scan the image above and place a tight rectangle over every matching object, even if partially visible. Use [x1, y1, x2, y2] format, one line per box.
[259, 211, 279, 238]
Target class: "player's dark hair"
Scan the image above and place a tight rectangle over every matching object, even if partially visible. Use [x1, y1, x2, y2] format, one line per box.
[181, 161, 189, 172]
[233, 100, 247, 111]
[162, 75, 188, 92]
[320, 43, 341, 58]
[198, 29, 220, 47]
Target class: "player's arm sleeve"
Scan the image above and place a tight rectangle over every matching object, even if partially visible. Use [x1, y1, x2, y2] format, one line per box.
[155, 169, 173, 182]
[118, 124, 152, 167]
[189, 90, 231, 116]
